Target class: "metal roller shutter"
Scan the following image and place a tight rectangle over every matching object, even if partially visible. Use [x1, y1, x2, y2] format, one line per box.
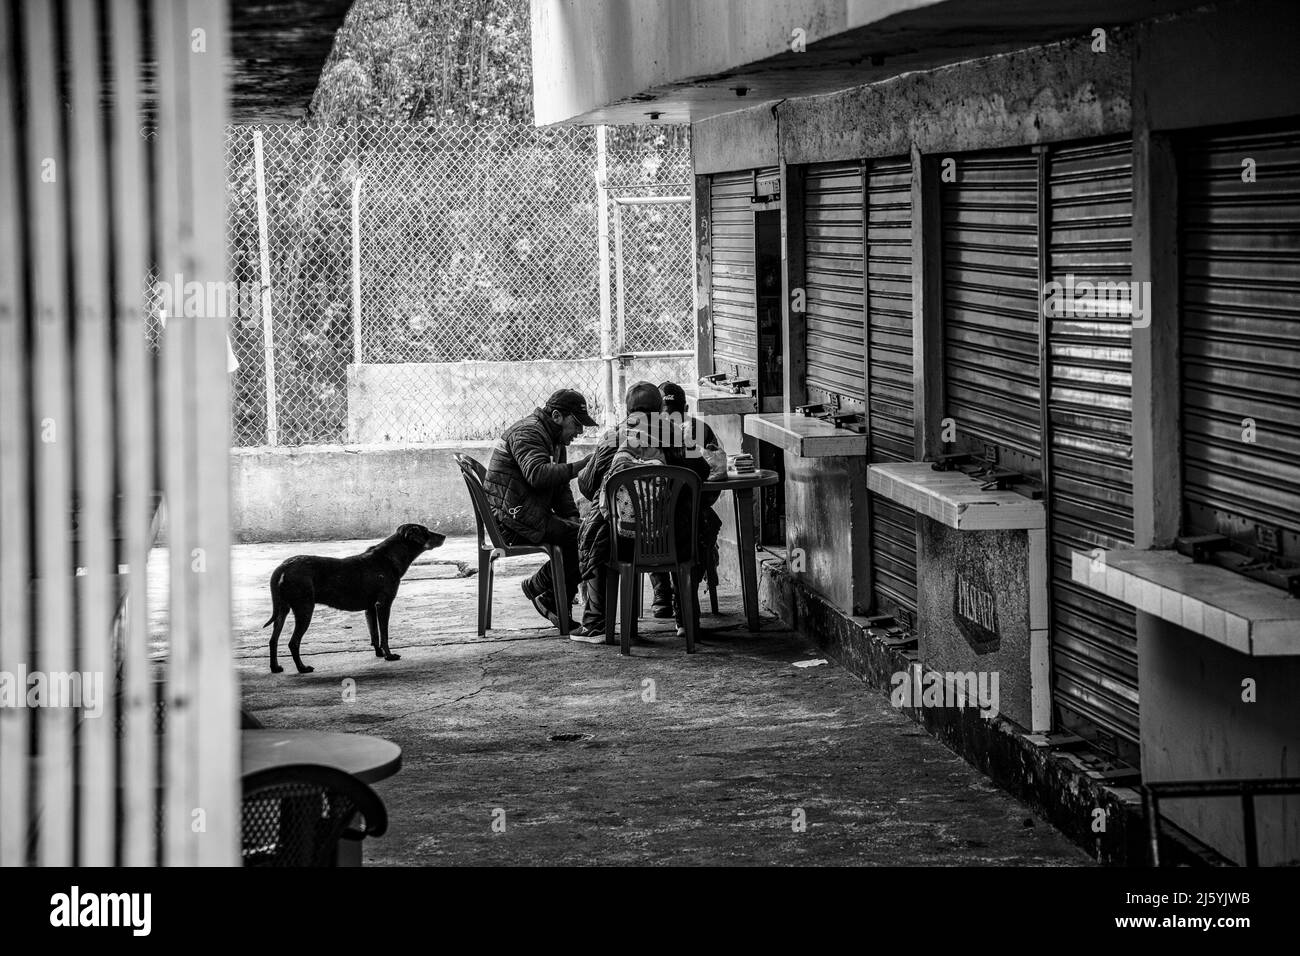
[866, 157, 918, 618]
[1179, 123, 1300, 563]
[710, 170, 758, 376]
[1045, 138, 1139, 761]
[805, 162, 865, 402]
[942, 149, 1042, 474]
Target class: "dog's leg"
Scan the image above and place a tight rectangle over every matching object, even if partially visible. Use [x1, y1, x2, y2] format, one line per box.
[366, 607, 382, 658]
[377, 602, 400, 661]
[287, 603, 316, 674]
[269, 611, 288, 673]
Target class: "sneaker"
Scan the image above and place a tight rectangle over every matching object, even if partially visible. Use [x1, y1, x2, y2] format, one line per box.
[569, 625, 606, 644]
[675, 626, 687, 638]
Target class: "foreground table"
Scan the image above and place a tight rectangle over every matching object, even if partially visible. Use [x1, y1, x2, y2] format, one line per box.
[703, 468, 780, 631]
[242, 729, 401, 866]
[241, 729, 402, 784]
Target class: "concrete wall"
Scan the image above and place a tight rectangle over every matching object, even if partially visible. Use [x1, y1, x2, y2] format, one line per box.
[778, 29, 1131, 163]
[231, 440, 599, 542]
[1139, 615, 1300, 866]
[916, 522, 1036, 730]
[693, 104, 779, 174]
[1137, 0, 1300, 133]
[347, 359, 607, 444]
[784, 452, 871, 615]
[347, 358, 697, 445]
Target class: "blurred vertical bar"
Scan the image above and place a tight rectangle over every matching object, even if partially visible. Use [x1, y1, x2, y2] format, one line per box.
[185, 0, 237, 867]
[67, 0, 116, 867]
[155, 0, 236, 866]
[23, 0, 77, 867]
[151, 0, 186, 867]
[0, 0, 32, 869]
[109, 0, 157, 869]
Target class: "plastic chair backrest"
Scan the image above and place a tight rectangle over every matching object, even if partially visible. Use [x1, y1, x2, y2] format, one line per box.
[241, 763, 388, 867]
[454, 453, 507, 550]
[603, 464, 700, 567]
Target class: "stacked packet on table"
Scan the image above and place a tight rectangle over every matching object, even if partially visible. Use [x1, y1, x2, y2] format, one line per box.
[728, 453, 756, 476]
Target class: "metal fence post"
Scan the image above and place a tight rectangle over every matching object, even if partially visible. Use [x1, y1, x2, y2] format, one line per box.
[596, 125, 614, 423]
[253, 128, 278, 446]
[352, 173, 363, 365]
[612, 198, 626, 404]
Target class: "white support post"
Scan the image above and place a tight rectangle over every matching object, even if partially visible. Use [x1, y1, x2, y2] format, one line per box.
[352, 174, 363, 364]
[596, 125, 615, 423]
[613, 199, 626, 402]
[253, 128, 278, 446]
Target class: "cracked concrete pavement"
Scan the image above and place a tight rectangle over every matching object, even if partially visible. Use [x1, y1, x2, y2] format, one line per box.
[231, 536, 1092, 866]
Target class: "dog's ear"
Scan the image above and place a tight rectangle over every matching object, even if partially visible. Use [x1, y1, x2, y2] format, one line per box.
[400, 524, 425, 543]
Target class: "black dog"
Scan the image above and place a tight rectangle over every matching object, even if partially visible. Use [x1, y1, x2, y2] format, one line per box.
[263, 524, 445, 674]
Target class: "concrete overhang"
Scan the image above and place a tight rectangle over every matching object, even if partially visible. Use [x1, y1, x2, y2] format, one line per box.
[531, 0, 1212, 126]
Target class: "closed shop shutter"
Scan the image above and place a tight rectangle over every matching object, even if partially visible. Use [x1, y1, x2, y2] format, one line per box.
[805, 162, 865, 402]
[1179, 123, 1300, 565]
[866, 157, 918, 617]
[710, 170, 758, 376]
[1045, 138, 1139, 760]
[942, 149, 1042, 475]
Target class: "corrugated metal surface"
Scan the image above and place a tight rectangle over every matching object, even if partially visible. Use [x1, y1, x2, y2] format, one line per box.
[710, 170, 758, 375]
[941, 149, 1042, 473]
[1179, 124, 1300, 556]
[866, 157, 918, 617]
[805, 162, 865, 401]
[1045, 138, 1139, 758]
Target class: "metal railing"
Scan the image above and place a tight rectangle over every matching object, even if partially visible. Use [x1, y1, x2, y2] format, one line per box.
[1142, 777, 1300, 866]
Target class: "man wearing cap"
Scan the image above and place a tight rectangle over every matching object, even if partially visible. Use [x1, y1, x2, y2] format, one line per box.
[483, 389, 597, 631]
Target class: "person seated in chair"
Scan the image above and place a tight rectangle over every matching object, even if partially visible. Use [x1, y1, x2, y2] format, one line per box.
[483, 388, 595, 631]
[572, 382, 664, 642]
[573, 381, 717, 642]
[649, 381, 726, 621]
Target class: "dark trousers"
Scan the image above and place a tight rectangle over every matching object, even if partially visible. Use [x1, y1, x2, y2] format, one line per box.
[582, 566, 608, 630]
[651, 509, 720, 614]
[507, 516, 579, 614]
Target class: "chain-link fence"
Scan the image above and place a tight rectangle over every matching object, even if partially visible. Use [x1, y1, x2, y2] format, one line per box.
[220, 121, 694, 447]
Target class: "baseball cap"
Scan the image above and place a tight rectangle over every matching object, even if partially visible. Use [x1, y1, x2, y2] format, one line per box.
[545, 388, 598, 427]
[659, 381, 687, 412]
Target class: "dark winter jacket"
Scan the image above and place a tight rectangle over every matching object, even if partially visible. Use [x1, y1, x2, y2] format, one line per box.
[484, 409, 581, 544]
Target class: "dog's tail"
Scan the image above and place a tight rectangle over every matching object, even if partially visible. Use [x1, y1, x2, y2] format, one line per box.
[263, 566, 286, 628]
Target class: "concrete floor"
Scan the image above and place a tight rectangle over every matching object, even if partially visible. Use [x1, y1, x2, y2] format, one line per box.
[232, 536, 1092, 866]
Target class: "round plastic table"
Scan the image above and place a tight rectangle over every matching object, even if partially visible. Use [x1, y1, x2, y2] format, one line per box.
[241, 729, 402, 784]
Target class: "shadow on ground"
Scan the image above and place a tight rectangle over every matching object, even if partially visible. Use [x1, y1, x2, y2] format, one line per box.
[234, 536, 1091, 866]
